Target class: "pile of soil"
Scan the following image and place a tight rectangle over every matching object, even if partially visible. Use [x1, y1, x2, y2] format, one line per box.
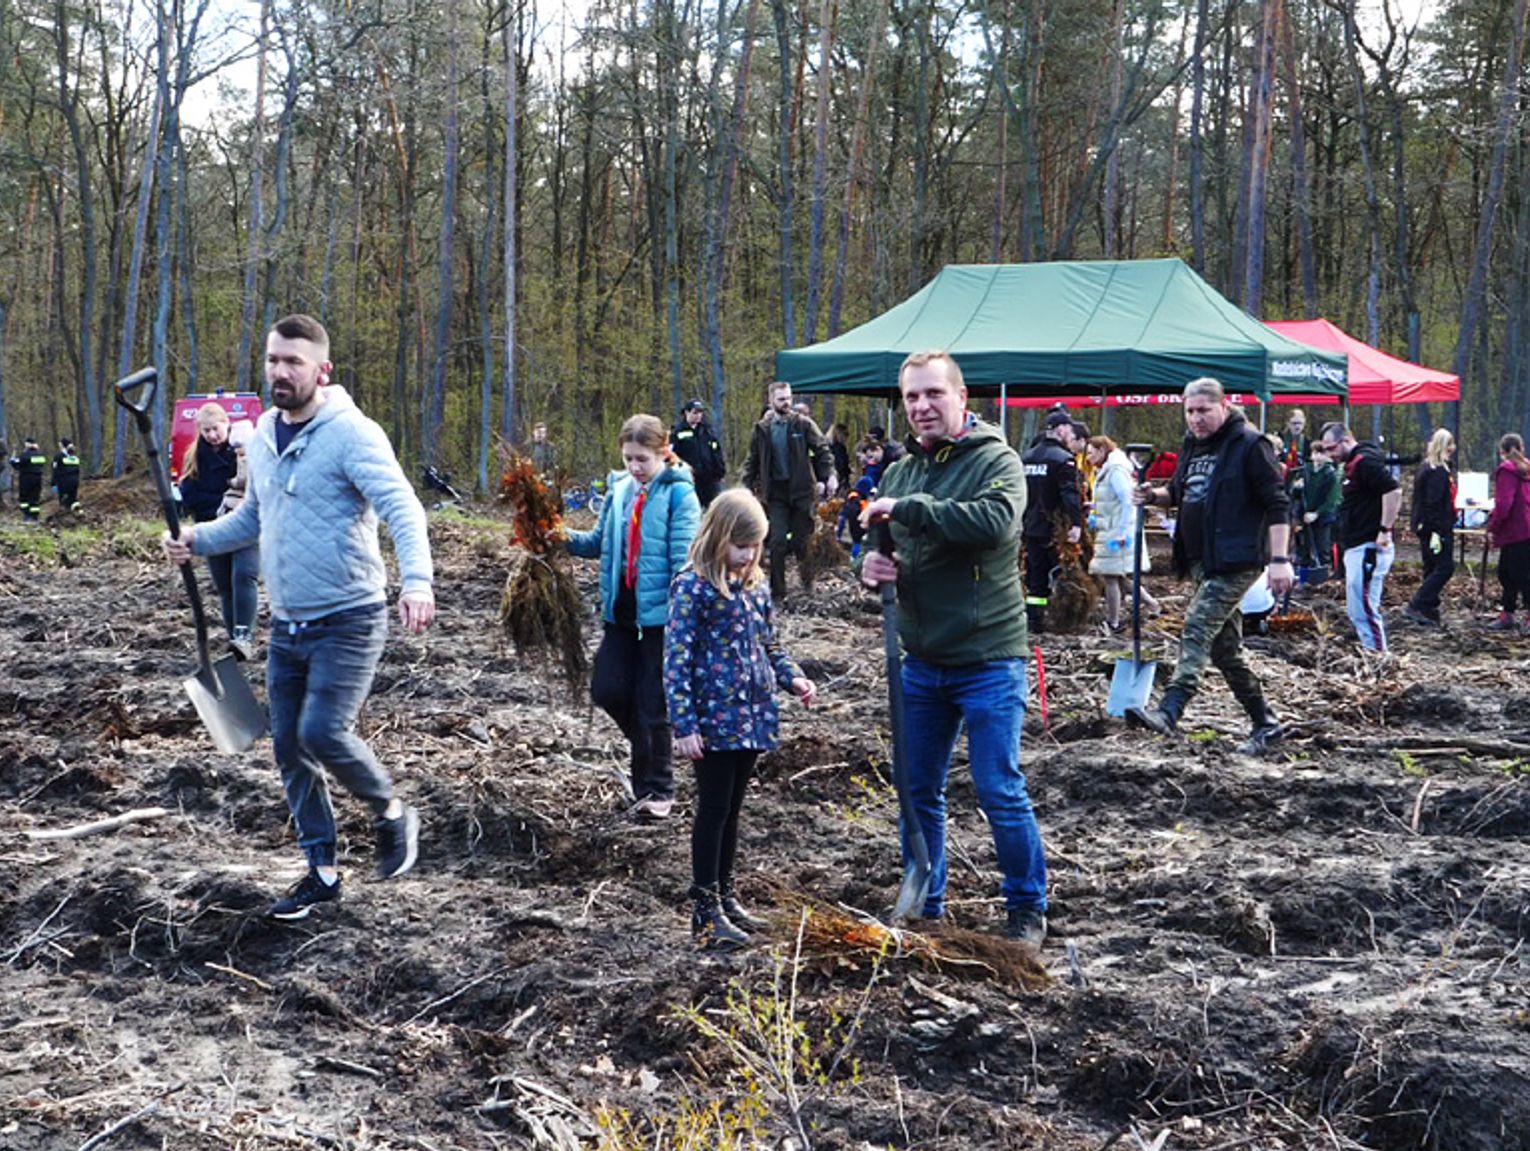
[0, 515, 1526, 1150]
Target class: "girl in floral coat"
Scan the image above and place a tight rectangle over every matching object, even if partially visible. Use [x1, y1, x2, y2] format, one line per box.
[665, 490, 816, 949]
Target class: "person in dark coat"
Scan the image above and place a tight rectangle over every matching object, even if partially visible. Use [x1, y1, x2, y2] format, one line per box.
[1020, 411, 1083, 634]
[1126, 378, 1293, 755]
[740, 381, 836, 599]
[1404, 429, 1456, 626]
[670, 399, 727, 508]
[51, 438, 83, 514]
[9, 438, 46, 522]
[178, 403, 261, 660]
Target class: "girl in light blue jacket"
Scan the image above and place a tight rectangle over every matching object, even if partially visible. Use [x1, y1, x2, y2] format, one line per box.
[567, 414, 701, 817]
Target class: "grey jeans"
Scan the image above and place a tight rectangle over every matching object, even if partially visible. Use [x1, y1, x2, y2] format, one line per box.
[267, 603, 393, 869]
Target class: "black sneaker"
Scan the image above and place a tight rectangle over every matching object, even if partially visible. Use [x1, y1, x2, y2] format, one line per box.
[1402, 606, 1439, 627]
[268, 870, 342, 919]
[1005, 908, 1047, 948]
[375, 805, 420, 879]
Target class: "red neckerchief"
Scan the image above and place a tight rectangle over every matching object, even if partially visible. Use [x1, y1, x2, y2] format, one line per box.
[624, 486, 648, 588]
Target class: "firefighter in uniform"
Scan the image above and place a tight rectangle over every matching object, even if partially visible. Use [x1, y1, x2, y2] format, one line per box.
[1021, 412, 1084, 634]
[10, 438, 48, 522]
[52, 438, 83, 514]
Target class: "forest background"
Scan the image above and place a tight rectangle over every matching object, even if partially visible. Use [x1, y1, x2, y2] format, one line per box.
[0, 0, 1527, 495]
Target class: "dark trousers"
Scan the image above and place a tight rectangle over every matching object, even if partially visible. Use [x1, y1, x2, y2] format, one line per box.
[56, 481, 79, 509]
[1023, 534, 1057, 632]
[1410, 528, 1454, 618]
[17, 475, 41, 519]
[1500, 540, 1530, 614]
[696, 477, 722, 509]
[591, 623, 674, 801]
[1297, 519, 1334, 571]
[690, 749, 758, 890]
[766, 483, 813, 599]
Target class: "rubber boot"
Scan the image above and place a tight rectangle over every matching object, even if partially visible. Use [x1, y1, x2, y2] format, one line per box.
[691, 886, 748, 951]
[1236, 696, 1285, 756]
[1125, 686, 1189, 737]
[719, 877, 764, 932]
[1026, 605, 1045, 636]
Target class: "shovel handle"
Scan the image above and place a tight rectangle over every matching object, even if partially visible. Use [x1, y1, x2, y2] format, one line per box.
[115, 366, 213, 673]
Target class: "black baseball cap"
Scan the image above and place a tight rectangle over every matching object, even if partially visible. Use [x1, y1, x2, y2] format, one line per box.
[1044, 411, 1073, 430]
[683, 398, 705, 412]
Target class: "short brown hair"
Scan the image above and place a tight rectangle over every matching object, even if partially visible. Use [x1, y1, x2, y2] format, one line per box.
[1086, 434, 1117, 455]
[898, 349, 964, 391]
[271, 314, 330, 359]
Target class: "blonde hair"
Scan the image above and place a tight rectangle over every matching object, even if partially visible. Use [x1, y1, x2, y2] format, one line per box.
[1425, 428, 1455, 469]
[180, 402, 230, 479]
[687, 489, 768, 597]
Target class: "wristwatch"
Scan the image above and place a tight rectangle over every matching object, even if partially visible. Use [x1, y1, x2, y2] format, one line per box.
[1270, 555, 1290, 564]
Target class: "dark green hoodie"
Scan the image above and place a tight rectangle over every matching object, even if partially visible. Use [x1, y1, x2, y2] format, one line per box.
[880, 416, 1029, 665]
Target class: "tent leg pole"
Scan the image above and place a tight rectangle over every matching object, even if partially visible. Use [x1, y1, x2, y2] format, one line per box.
[1259, 400, 1267, 433]
[1000, 383, 1008, 439]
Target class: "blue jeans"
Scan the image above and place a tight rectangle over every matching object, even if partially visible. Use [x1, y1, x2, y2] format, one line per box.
[1343, 543, 1394, 651]
[207, 545, 260, 635]
[900, 656, 1047, 916]
[267, 603, 393, 869]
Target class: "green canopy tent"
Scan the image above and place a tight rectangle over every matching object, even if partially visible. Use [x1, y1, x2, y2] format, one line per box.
[775, 259, 1348, 403]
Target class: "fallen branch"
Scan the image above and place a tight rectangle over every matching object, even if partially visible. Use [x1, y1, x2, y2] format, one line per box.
[27, 807, 170, 842]
[315, 1055, 384, 1079]
[77, 1100, 161, 1151]
[205, 961, 274, 992]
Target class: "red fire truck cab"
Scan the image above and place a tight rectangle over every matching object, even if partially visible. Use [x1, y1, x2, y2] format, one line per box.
[169, 392, 263, 482]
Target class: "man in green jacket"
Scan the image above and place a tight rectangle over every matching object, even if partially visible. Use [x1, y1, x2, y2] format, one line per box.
[860, 349, 1048, 948]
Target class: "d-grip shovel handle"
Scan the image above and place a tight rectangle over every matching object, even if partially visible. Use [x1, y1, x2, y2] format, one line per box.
[113, 366, 214, 677]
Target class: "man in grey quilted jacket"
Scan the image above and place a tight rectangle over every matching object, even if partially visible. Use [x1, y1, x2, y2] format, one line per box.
[163, 314, 435, 920]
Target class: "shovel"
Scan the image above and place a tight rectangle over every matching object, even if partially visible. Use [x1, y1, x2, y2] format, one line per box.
[1107, 447, 1157, 717]
[114, 367, 267, 754]
[871, 520, 933, 920]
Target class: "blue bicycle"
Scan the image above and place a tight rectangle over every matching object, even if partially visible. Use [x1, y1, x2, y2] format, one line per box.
[561, 478, 607, 515]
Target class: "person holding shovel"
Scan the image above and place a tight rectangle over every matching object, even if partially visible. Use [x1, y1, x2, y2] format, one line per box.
[162, 314, 435, 920]
[859, 349, 1048, 948]
[1125, 377, 1292, 755]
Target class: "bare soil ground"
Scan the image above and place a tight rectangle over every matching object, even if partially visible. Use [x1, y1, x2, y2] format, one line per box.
[1, 493, 1527, 1151]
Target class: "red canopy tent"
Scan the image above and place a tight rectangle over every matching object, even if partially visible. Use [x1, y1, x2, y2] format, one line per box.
[1001, 317, 1459, 408]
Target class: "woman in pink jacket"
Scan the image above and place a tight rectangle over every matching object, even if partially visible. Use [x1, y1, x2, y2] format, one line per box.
[1484, 433, 1530, 632]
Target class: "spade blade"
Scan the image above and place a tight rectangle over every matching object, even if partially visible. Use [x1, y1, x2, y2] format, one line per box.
[183, 656, 267, 754]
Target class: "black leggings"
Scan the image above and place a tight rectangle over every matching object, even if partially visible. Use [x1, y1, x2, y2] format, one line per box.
[691, 749, 759, 891]
[1500, 539, 1530, 614]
